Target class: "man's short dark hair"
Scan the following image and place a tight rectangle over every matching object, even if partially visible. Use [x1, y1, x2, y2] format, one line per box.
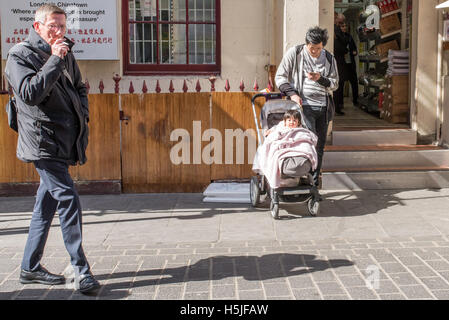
[305, 26, 329, 47]
[284, 109, 301, 123]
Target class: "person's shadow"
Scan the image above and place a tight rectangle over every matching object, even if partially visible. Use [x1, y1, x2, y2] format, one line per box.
[5, 254, 354, 300]
[94, 253, 354, 299]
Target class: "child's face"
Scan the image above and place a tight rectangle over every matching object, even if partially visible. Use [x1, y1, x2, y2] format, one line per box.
[284, 117, 299, 129]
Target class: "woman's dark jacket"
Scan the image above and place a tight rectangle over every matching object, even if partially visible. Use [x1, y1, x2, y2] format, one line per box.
[5, 28, 89, 166]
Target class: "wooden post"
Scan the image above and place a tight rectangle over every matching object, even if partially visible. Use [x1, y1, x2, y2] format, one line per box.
[113, 74, 121, 94]
[209, 76, 216, 92]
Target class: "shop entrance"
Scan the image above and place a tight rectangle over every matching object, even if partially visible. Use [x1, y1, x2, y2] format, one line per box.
[333, 0, 412, 133]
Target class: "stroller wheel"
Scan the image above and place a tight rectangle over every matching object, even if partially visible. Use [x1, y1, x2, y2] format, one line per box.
[270, 202, 279, 219]
[307, 198, 320, 217]
[250, 176, 261, 207]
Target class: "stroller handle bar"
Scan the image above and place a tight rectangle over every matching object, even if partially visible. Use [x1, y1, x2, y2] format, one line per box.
[251, 92, 283, 105]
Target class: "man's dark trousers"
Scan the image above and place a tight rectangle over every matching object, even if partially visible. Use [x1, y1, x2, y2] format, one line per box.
[21, 159, 90, 277]
[302, 105, 329, 186]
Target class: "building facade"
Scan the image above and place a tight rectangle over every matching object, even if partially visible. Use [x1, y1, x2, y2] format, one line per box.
[0, 0, 448, 146]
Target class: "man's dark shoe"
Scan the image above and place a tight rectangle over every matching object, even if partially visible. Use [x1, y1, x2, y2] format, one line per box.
[78, 274, 100, 294]
[20, 267, 65, 285]
[335, 111, 345, 116]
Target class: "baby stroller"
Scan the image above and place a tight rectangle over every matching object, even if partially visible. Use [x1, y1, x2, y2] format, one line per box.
[250, 93, 321, 219]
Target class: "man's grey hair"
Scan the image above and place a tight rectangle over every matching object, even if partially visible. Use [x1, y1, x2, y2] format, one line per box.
[335, 13, 346, 25]
[34, 4, 67, 23]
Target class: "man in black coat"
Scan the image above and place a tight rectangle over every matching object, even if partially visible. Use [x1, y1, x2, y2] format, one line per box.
[5, 4, 99, 294]
[334, 20, 359, 115]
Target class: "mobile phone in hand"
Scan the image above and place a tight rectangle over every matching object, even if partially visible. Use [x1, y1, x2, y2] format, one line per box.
[63, 37, 75, 51]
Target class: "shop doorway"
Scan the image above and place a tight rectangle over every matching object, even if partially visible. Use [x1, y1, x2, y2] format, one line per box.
[333, 0, 412, 132]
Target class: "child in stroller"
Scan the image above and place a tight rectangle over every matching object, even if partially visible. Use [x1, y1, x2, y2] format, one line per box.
[262, 109, 317, 186]
[250, 94, 322, 219]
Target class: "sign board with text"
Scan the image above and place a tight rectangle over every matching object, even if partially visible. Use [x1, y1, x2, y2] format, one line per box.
[1, 0, 118, 60]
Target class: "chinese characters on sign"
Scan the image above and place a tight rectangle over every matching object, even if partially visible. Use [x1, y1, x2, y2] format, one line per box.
[1, 0, 118, 60]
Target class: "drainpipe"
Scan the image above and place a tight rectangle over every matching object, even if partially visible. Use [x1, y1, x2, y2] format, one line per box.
[437, 8, 443, 145]
[265, 0, 277, 89]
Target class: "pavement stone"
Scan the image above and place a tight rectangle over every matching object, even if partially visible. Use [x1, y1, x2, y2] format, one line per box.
[1, 189, 449, 300]
[237, 290, 265, 300]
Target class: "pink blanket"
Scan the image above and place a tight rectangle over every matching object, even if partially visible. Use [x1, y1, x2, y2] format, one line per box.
[252, 125, 318, 188]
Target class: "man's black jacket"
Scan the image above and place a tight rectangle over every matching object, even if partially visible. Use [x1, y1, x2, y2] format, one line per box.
[5, 27, 89, 165]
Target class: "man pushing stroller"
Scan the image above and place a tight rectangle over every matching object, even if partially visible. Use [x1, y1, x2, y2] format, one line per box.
[275, 26, 339, 188]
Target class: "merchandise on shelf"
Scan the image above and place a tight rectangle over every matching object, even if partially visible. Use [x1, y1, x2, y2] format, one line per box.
[381, 74, 409, 124]
[376, 40, 399, 57]
[386, 49, 409, 76]
[379, 13, 401, 35]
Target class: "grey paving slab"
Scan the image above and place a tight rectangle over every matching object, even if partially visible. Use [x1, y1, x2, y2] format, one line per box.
[1, 189, 449, 300]
[237, 290, 266, 300]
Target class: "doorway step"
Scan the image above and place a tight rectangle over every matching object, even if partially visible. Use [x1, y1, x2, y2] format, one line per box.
[323, 128, 449, 190]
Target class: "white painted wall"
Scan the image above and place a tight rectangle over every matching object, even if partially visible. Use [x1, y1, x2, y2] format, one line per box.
[283, 0, 320, 55]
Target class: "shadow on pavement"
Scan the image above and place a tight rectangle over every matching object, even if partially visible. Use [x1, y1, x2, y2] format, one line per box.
[3, 253, 354, 300]
[2, 189, 449, 236]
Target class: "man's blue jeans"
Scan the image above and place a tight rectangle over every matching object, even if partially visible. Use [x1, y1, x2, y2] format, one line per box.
[21, 159, 90, 277]
[302, 105, 329, 186]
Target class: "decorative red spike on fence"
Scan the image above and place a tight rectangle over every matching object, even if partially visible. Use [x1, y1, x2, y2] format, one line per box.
[209, 76, 216, 92]
[85, 79, 90, 94]
[224, 79, 230, 92]
[267, 79, 274, 92]
[142, 80, 148, 93]
[129, 81, 135, 94]
[239, 79, 245, 92]
[182, 80, 188, 93]
[169, 80, 175, 93]
[195, 80, 201, 92]
[99, 80, 104, 94]
[155, 80, 161, 93]
[253, 79, 259, 91]
[113, 74, 121, 94]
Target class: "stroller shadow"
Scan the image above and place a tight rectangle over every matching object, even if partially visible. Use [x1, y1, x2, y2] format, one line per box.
[258, 189, 449, 219]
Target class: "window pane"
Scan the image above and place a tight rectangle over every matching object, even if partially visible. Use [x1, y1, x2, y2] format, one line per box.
[159, 0, 186, 22]
[160, 24, 186, 64]
[129, 0, 136, 20]
[188, 0, 215, 22]
[188, 24, 215, 64]
[130, 0, 157, 21]
[129, 23, 157, 64]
